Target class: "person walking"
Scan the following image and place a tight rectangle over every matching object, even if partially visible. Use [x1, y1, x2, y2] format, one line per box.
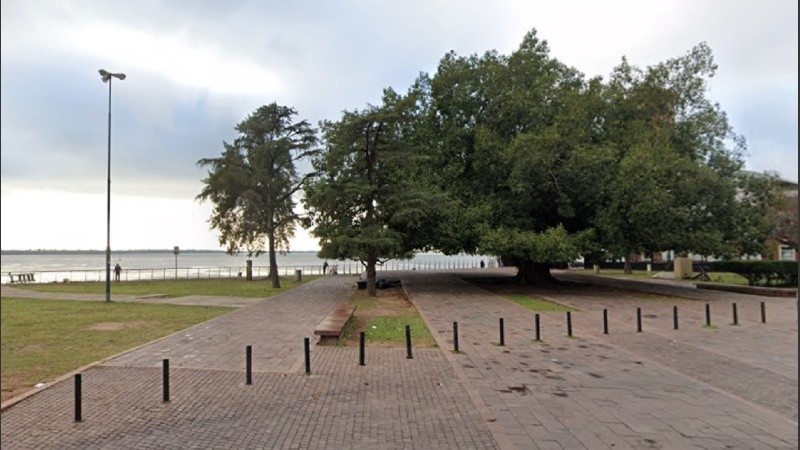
[114, 263, 122, 282]
[323, 260, 329, 275]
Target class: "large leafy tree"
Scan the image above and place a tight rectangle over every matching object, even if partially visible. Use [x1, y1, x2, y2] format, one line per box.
[419, 30, 608, 283]
[304, 89, 447, 296]
[197, 103, 317, 288]
[597, 44, 776, 270]
[771, 189, 799, 252]
[412, 30, 772, 282]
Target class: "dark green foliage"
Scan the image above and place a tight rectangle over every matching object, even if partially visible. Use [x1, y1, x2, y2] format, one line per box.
[197, 103, 317, 287]
[304, 89, 449, 296]
[408, 29, 778, 282]
[711, 260, 798, 287]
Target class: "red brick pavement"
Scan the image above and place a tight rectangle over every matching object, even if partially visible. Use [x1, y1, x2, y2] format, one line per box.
[1, 276, 498, 449]
[402, 270, 798, 449]
[2, 271, 797, 449]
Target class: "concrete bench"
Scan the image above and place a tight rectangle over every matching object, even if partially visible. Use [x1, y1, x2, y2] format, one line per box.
[314, 302, 356, 345]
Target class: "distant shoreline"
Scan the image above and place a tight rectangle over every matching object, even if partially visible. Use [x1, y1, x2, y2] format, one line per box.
[0, 249, 320, 255]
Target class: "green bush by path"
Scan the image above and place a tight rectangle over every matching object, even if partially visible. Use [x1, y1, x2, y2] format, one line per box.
[0, 298, 232, 401]
[710, 260, 798, 287]
[11, 276, 320, 298]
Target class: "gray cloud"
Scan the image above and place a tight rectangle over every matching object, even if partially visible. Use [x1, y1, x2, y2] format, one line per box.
[2, 0, 797, 201]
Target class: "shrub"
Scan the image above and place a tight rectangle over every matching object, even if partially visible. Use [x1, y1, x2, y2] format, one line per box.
[710, 260, 798, 287]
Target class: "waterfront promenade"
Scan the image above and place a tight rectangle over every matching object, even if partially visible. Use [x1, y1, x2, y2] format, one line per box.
[1, 269, 797, 449]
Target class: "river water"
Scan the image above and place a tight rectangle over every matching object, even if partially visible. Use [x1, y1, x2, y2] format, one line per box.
[0, 251, 497, 284]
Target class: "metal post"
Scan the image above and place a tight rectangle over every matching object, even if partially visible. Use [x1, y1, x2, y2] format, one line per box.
[673, 305, 679, 330]
[304, 338, 311, 374]
[74, 374, 82, 422]
[705, 303, 711, 327]
[405, 325, 413, 359]
[732, 303, 738, 325]
[499, 318, 505, 346]
[636, 307, 642, 332]
[246, 345, 252, 385]
[162, 359, 170, 402]
[603, 309, 608, 334]
[453, 322, 459, 352]
[174, 246, 179, 280]
[359, 332, 365, 366]
[760, 301, 766, 323]
[105, 79, 112, 303]
[534, 314, 541, 341]
[566, 311, 572, 337]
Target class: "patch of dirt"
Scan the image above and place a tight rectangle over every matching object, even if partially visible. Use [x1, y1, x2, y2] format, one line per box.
[2, 373, 46, 403]
[86, 321, 157, 331]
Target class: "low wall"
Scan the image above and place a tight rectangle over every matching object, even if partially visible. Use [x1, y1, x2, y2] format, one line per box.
[695, 283, 797, 298]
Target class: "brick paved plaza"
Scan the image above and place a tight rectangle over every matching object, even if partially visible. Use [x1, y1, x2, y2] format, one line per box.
[1, 270, 797, 449]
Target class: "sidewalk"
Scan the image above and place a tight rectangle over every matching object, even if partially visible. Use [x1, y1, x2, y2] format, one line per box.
[1, 275, 497, 449]
[2, 271, 797, 449]
[402, 270, 797, 449]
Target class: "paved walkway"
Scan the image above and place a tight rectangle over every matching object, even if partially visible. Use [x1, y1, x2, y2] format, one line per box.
[1, 276, 497, 449]
[2, 270, 797, 449]
[402, 269, 798, 449]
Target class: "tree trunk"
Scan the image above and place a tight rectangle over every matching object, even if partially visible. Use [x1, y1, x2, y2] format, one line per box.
[366, 255, 377, 297]
[515, 261, 556, 285]
[246, 259, 253, 281]
[624, 253, 635, 274]
[268, 232, 281, 289]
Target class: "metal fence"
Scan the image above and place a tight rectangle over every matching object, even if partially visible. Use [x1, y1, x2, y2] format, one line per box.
[3, 258, 497, 285]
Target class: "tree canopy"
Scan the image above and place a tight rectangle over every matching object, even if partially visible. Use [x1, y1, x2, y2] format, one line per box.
[197, 103, 317, 287]
[304, 89, 448, 295]
[402, 29, 777, 281]
[197, 29, 779, 289]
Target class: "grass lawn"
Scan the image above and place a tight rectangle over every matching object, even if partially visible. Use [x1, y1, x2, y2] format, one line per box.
[702, 272, 750, 286]
[342, 288, 437, 348]
[580, 268, 749, 285]
[0, 297, 233, 402]
[506, 294, 574, 312]
[579, 268, 662, 279]
[11, 276, 320, 298]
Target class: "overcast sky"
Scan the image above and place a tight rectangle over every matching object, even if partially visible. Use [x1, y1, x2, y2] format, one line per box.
[1, 0, 797, 251]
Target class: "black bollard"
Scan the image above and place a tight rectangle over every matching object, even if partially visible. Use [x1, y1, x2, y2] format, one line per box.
[760, 301, 766, 323]
[359, 332, 366, 366]
[246, 345, 252, 385]
[534, 314, 541, 341]
[705, 303, 711, 327]
[499, 318, 505, 346]
[453, 322, 459, 353]
[405, 325, 413, 359]
[304, 337, 311, 374]
[673, 305, 679, 330]
[74, 374, 82, 422]
[566, 311, 573, 337]
[162, 359, 170, 403]
[636, 307, 642, 333]
[603, 309, 608, 335]
[732, 303, 738, 326]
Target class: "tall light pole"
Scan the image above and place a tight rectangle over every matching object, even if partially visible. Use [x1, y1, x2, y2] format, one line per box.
[99, 69, 126, 302]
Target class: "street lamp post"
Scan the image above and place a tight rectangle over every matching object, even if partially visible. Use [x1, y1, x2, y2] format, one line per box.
[99, 69, 126, 302]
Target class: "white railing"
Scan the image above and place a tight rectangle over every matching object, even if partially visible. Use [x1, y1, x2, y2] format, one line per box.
[2, 258, 497, 284]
